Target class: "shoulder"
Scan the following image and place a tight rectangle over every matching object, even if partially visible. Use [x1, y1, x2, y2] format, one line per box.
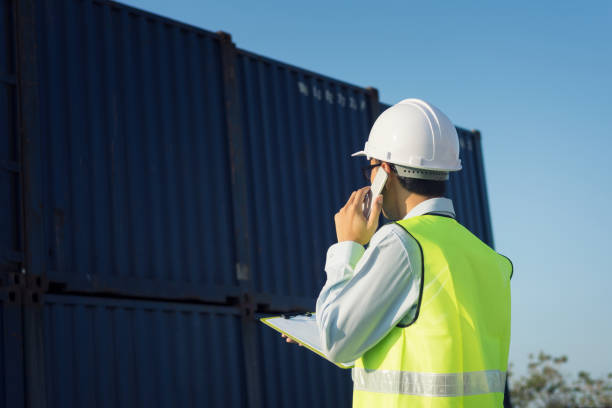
[370, 222, 422, 259]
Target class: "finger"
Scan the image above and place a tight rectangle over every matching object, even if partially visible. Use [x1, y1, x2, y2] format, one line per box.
[367, 194, 384, 227]
[345, 190, 359, 208]
[351, 186, 370, 210]
[287, 338, 301, 346]
[367, 194, 383, 225]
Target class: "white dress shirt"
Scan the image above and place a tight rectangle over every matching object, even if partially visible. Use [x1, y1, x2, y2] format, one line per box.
[315, 197, 456, 364]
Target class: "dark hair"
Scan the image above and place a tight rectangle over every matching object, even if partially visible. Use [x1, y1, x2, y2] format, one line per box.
[392, 166, 447, 197]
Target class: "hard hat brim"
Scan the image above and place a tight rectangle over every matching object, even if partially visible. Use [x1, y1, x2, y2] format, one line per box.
[351, 150, 367, 157]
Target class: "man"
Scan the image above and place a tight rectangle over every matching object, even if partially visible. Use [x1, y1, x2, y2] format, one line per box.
[312, 99, 512, 407]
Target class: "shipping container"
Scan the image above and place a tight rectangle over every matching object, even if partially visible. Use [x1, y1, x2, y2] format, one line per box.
[24, 0, 239, 302]
[40, 295, 249, 408]
[23, 295, 355, 408]
[0, 288, 24, 408]
[450, 128, 494, 247]
[0, 0, 22, 273]
[236, 49, 379, 310]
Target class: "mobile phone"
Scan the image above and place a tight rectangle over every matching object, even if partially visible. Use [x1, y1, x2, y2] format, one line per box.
[362, 167, 388, 219]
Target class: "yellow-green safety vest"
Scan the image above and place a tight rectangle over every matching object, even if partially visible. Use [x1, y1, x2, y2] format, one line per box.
[352, 214, 512, 408]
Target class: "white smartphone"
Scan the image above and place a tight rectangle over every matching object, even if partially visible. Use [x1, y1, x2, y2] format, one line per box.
[362, 168, 388, 219]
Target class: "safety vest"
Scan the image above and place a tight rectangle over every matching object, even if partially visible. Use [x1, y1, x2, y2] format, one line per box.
[352, 214, 512, 408]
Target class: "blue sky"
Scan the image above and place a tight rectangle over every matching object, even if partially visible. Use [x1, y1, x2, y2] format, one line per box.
[120, 0, 612, 379]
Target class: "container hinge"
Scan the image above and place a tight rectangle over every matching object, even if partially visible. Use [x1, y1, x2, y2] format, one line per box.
[22, 289, 43, 305]
[0, 271, 26, 305]
[0, 271, 26, 289]
[239, 292, 255, 319]
[0, 288, 21, 304]
[25, 274, 49, 291]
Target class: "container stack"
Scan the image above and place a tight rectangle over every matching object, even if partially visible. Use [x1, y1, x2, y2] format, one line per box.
[0, 1, 497, 407]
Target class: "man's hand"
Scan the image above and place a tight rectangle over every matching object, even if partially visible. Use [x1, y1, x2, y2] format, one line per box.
[334, 186, 383, 245]
[281, 334, 303, 346]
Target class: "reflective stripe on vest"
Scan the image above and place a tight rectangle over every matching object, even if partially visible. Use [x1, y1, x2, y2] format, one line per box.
[352, 367, 506, 397]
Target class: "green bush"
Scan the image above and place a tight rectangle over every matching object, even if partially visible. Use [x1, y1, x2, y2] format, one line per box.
[509, 352, 612, 407]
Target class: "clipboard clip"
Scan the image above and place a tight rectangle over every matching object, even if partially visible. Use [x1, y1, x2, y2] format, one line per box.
[281, 311, 312, 319]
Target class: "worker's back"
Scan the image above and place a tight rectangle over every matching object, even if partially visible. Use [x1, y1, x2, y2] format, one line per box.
[352, 214, 512, 408]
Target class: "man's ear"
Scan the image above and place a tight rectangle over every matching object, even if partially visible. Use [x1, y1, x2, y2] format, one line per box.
[382, 161, 394, 175]
[383, 164, 394, 191]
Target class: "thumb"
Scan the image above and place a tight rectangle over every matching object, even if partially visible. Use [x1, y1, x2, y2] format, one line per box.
[367, 195, 383, 227]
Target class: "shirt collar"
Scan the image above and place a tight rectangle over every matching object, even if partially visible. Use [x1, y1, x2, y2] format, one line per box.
[403, 197, 456, 220]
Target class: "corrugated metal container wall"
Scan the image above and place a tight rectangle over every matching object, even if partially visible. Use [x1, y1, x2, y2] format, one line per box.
[0, 0, 21, 272]
[0, 289, 25, 408]
[257, 314, 352, 407]
[449, 128, 494, 247]
[4, 0, 28, 404]
[237, 49, 377, 308]
[378, 103, 494, 247]
[33, 0, 238, 300]
[42, 295, 247, 408]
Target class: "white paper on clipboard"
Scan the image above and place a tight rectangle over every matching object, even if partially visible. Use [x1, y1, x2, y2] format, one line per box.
[260, 313, 355, 369]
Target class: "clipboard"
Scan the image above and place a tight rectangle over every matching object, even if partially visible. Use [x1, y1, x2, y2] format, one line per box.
[260, 313, 354, 369]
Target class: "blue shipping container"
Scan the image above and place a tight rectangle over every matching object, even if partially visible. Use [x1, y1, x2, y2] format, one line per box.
[25, 0, 239, 301]
[237, 49, 378, 309]
[450, 128, 494, 246]
[42, 295, 248, 408]
[0, 289, 24, 408]
[0, 0, 22, 273]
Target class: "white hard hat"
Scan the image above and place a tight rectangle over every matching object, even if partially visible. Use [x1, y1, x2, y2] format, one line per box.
[352, 98, 461, 180]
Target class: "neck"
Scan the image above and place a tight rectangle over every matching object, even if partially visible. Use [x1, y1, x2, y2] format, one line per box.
[381, 172, 440, 221]
[402, 193, 435, 218]
[397, 191, 438, 220]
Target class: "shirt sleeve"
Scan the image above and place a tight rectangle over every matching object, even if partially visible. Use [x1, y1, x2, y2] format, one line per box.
[315, 223, 422, 364]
